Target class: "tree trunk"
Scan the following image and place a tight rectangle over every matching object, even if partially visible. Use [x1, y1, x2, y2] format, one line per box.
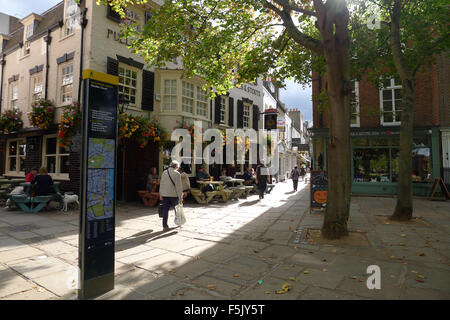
[389, 0, 415, 221]
[316, 0, 352, 239]
[391, 80, 414, 220]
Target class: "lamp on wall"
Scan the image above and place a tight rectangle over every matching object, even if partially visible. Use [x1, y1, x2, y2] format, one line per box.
[118, 94, 129, 113]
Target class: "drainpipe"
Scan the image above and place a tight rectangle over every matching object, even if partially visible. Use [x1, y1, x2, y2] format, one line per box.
[0, 54, 5, 114]
[78, 8, 88, 103]
[44, 30, 52, 99]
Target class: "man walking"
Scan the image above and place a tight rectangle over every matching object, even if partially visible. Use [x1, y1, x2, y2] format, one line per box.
[291, 165, 301, 191]
[159, 160, 183, 231]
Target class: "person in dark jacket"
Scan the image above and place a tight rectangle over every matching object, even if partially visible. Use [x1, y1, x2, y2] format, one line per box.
[32, 166, 54, 196]
[256, 163, 270, 199]
[291, 166, 301, 191]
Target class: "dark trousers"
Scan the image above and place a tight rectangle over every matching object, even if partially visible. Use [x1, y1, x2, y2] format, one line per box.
[293, 179, 299, 191]
[258, 182, 267, 198]
[161, 197, 179, 228]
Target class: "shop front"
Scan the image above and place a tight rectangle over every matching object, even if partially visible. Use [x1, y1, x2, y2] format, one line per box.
[310, 126, 441, 196]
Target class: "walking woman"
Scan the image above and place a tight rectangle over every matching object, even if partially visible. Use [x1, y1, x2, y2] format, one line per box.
[256, 163, 270, 199]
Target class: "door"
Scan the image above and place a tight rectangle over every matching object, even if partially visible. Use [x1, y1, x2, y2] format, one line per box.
[442, 131, 450, 185]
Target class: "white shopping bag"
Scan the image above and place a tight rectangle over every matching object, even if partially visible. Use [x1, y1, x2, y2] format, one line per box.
[174, 203, 186, 226]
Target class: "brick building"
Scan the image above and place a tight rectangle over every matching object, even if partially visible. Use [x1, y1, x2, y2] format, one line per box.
[309, 54, 450, 196]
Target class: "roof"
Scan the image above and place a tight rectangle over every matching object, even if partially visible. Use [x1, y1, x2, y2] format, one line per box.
[1, 1, 64, 55]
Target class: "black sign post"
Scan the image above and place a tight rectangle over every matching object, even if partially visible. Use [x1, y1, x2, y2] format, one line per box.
[78, 69, 118, 299]
[310, 170, 328, 213]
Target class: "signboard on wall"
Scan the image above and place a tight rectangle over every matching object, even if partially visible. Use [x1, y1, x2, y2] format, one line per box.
[79, 69, 118, 300]
[310, 170, 328, 212]
[264, 113, 277, 130]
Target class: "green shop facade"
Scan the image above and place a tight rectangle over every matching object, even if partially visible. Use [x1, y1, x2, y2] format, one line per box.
[309, 126, 441, 196]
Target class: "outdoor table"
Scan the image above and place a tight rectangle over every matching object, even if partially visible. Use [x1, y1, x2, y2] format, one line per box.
[7, 182, 63, 212]
[222, 178, 246, 199]
[196, 180, 232, 203]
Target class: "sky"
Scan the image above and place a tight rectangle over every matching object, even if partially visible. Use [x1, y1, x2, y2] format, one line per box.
[1, 0, 313, 122]
[279, 81, 312, 122]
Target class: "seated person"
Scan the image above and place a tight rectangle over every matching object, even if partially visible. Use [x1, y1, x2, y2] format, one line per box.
[32, 166, 54, 196]
[219, 168, 229, 181]
[26, 167, 38, 183]
[196, 167, 210, 181]
[146, 167, 159, 192]
[243, 167, 256, 185]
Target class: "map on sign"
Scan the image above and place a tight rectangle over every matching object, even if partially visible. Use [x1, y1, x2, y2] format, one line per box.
[87, 169, 114, 220]
[88, 138, 115, 169]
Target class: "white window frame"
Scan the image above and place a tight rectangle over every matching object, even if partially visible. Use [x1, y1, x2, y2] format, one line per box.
[219, 96, 226, 123]
[5, 139, 26, 176]
[196, 86, 208, 117]
[351, 81, 360, 127]
[26, 24, 33, 39]
[182, 81, 194, 113]
[31, 73, 43, 103]
[380, 78, 402, 126]
[10, 82, 18, 108]
[118, 64, 139, 108]
[64, 0, 79, 37]
[163, 79, 177, 111]
[243, 102, 251, 128]
[60, 63, 73, 105]
[42, 135, 70, 180]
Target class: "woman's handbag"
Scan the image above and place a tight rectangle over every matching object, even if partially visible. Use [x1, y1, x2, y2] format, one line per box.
[174, 203, 186, 226]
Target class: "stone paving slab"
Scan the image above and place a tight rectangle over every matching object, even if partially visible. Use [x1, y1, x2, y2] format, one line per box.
[0, 269, 35, 298]
[0, 246, 45, 263]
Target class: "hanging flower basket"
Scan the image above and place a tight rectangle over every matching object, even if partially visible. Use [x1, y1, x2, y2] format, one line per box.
[57, 102, 81, 149]
[0, 109, 23, 134]
[118, 112, 167, 148]
[29, 99, 55, 129]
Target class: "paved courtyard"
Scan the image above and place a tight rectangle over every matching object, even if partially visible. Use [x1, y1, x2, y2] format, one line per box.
[0, 179, 449, 300]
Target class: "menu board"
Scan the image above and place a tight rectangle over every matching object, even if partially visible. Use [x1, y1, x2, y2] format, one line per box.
[79, 73, 118, 299]
[310, 170, 328, 211]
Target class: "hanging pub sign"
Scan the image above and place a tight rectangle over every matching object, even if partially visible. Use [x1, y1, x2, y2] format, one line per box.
[79, 69, 118, 300]
[310, 170, 328, 213]
[264, 113, 277, 130]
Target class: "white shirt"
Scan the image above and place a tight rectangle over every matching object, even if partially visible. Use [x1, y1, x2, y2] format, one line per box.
[159, 167, 183, 200]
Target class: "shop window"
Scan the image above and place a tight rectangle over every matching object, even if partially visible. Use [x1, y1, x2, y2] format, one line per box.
[42, 135, 70, 179]
[392, 137, 431, 183]
[60, 63, 73, 104]
[163, 79, 177, 111]
[182, 81, 194, 113]
[380, 78, 402, 125]
[353, 148, 390, 182]
[6, 139, 26, 176]
[118, 65, 138, 107]
[197, 86, 208, 117]
[350, 81, 360, 127]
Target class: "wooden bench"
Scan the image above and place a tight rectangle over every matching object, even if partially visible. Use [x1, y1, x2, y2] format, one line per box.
[8, 194, 54, 213]
[137, 182, 160, 207]
[190, 188, 207, 204]
[137, 190, 160, 207]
